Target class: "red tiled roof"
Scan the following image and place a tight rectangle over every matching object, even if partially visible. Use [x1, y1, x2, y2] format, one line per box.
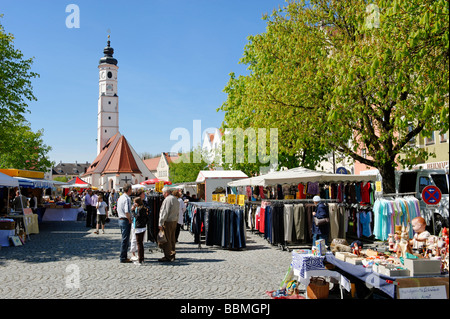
[83, 132, 142, 176]
[84, 133, 120, 176]
[143, 157, 160, 171]
[103, 135, 140, 174]
[163, 152, 179, 164]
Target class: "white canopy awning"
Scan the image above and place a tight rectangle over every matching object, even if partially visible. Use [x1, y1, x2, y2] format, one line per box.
[0, 172, 19, 187]
[132, 183, 152, 190]
[228, 167, 377, 187]
[196, 170, 248, 183]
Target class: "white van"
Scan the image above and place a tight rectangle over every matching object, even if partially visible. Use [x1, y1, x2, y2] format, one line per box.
[396, 168, 449, 234]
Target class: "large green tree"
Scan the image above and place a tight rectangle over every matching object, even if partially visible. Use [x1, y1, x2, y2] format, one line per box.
[0, 118, 53, 171]
[219, 0, 449, 193]
[0, 16, 53, 171]
[169, 149, 209, 184]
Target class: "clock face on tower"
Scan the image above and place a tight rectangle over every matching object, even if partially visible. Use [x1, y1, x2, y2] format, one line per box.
[106, 84, 113, 91]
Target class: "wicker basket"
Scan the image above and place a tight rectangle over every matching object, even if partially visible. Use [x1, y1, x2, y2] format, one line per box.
[307, 277, 329, 299]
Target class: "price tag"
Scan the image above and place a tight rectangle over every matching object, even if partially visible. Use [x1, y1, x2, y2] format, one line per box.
[238, 195, 246, 206]
[375, 181, 382, 192]
[228, 194, 236, 204]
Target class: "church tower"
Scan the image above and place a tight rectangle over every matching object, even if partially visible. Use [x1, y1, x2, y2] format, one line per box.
[97, 36, 119, 155]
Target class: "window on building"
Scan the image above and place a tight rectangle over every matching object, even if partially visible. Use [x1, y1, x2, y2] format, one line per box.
[361, 149, 367, 159]
[425, 132, 435, 145]
[440, 132, 448, 143]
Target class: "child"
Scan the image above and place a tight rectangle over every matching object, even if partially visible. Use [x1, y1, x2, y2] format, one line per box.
[94, 194, 108, 234]
[131, 197, 148, 265]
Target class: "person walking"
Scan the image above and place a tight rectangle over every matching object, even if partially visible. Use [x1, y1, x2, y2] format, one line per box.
[94, 194, 108, 234]
[158, 187, 180, 262]
[117, 184, 133, 263]
[312, 195, 330, 246]
[90, 191, 99, 228]
[84, 189, 93, 228]
[131, 196, 148, 265]
[109, 189, 119, 217]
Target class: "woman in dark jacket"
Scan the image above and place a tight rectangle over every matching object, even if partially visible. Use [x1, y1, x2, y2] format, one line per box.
[312, 196, 330, 246]
[132, 197, 149, 265]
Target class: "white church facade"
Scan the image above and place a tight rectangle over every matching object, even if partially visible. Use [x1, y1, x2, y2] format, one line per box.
[83, 37, 155, 190]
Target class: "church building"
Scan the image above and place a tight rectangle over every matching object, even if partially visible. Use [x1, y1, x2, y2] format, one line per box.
[83, 37, 155, 190]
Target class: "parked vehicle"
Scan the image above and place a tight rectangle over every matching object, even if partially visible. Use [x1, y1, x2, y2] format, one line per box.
[396, 168, 449, 234]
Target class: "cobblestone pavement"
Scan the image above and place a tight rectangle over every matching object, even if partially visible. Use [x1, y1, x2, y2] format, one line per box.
[0, 218, 293, 299]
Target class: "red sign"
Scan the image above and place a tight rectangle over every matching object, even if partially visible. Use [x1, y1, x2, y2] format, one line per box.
[422, 186, 442, 205]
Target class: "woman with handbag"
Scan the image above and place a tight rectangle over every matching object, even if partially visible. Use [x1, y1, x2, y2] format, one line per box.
[312, 196, 330, 246]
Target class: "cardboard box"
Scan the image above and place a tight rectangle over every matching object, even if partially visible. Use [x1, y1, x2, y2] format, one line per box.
[335, 252, 356, 262]
[346, 257, 365, 265]
[315, 239, 326, 256]
[381, 265, 410, 277]
[0, 221, 15, 230]
[373, 263, 410, 277]
[403, 258, 442, 276]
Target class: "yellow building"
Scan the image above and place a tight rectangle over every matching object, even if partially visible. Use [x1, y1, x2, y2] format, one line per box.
[412, 130, 449, 170]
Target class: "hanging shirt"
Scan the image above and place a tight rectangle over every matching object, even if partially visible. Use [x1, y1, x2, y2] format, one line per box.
[359, 211, 372, 237]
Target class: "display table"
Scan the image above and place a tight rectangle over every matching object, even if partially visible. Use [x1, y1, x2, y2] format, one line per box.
[291, 251, 326, 278]
[42, 207, 83, 222]
[325, 252, 449, 299]
[0, 229, 15, 246]
[291, 251, 350, 299]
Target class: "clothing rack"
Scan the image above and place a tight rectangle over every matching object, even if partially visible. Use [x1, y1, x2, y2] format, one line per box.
[186, 202, 246, 250]
[376, 192, 417, 198]
[246, 198, 367, 252]
[144, 193, 164, 246]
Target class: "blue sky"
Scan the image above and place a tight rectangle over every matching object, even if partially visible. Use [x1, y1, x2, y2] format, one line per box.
[1, 0, 287, 164]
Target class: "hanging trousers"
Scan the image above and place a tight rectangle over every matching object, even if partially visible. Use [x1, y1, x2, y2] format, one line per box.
[293, 204, 305, 242]
[284, 204, 294, 242]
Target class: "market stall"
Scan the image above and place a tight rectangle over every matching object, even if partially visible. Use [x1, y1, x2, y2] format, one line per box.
[0, 172, 20, 246]
[196, 170, 248, 202]
[0, 170, 48, 245]
[324, 236, 449, 299]
[229, 167, 378, 250]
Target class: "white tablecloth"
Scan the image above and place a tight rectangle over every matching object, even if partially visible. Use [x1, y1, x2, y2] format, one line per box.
[0, 229, 15, 246]
[42, 208, 83, 221]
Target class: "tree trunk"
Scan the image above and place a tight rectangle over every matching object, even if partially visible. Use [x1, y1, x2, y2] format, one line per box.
[378, 162, 397, 194]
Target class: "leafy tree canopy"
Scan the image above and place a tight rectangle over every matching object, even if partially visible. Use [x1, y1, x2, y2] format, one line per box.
[0, 16, 53, 172]
[219, 0, 449, 192]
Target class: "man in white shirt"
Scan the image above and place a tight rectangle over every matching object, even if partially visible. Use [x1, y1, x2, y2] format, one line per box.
[117, 184, 133, 263]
